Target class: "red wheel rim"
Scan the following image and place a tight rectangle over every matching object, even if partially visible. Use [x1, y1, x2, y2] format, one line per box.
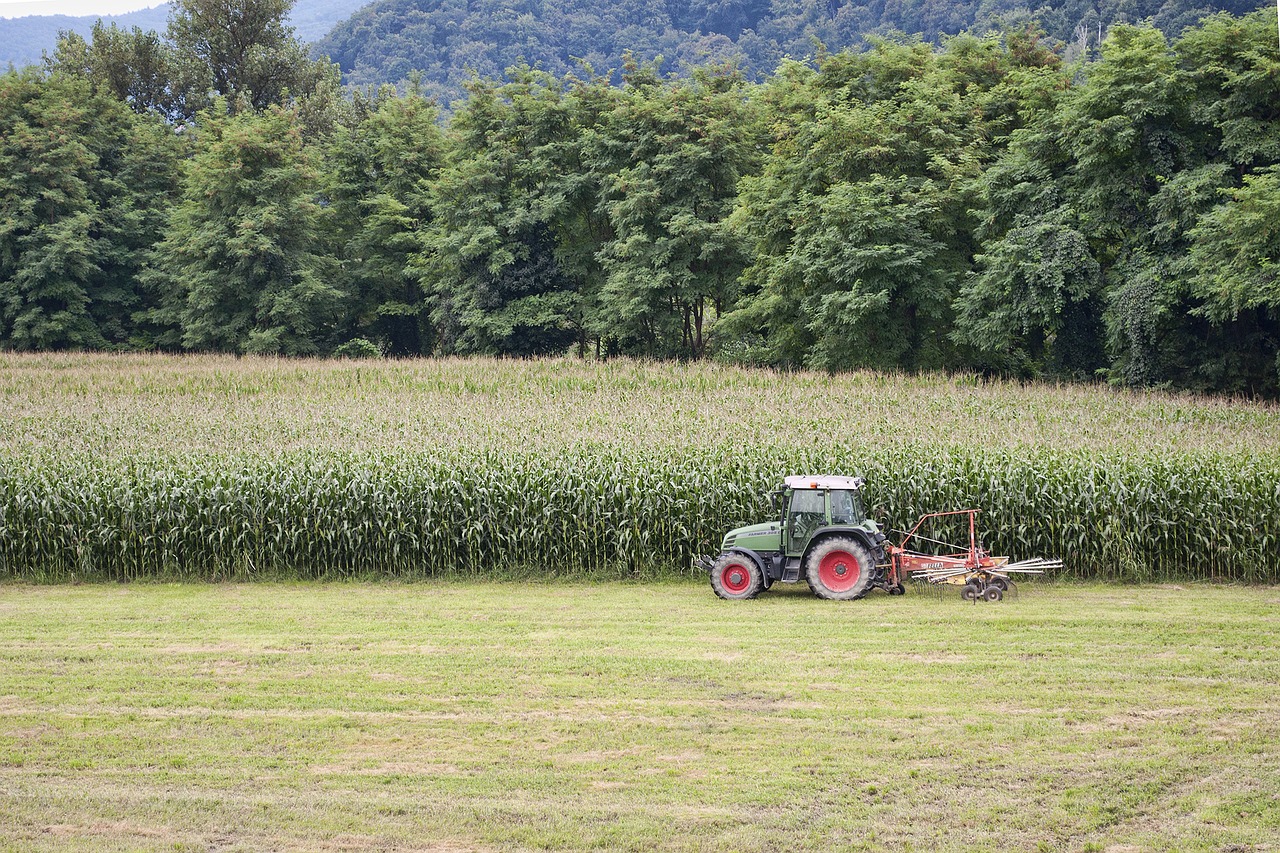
[721, 562, 751, 594]
[818, 550, 861, 593]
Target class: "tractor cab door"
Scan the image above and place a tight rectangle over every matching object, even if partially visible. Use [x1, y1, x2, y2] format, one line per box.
[785, 488, 828, 556]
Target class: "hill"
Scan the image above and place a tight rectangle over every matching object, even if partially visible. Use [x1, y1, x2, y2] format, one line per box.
[315, 0, 1269, 101]
[0, 0, 364, 70]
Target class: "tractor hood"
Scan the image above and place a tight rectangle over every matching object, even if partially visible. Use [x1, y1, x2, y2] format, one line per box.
[721, 521, 783, 552]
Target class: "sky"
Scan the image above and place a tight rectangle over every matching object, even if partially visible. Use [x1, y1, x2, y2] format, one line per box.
[0, 0, 162, 17]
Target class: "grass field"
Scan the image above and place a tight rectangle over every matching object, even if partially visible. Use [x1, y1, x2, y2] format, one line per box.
[3, 353, 1280, 582]
[1, 581, 1277, 851]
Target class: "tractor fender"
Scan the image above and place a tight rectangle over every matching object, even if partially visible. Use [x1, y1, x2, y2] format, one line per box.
[722, 547, 772, 588]
[801, 527, 885, 566]
[724, 547, 766, 572]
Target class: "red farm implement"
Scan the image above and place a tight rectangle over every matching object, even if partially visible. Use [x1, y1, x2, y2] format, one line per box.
[886, 509, 1062, 601]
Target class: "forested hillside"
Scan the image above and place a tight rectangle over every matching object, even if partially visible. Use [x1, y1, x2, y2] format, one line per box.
[2, 0, 1278, 395]
[0, 0, 363, 70]
[315, 0, 1270, 100]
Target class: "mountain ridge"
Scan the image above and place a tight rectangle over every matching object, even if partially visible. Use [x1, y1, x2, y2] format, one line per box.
[314, 0, 1270, 104]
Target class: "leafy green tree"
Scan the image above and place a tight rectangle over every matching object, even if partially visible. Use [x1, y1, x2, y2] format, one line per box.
[88, 90, 186, 346]
[48, 22, 190, 119]
[145, 103, 340, 354]
[727, 35, 1045, 371]
[1175, 9, 1280, 393]
[589, 63, 764, 358]
[326, 86, 445, 355]
[0, 69, 178, 351]
[421, 69, 618, 356]
[0, 71, 103, 350]
[1187, 165, 1280, 393]
[167, 0, 338, 114]
[953, 109, 1107, 378]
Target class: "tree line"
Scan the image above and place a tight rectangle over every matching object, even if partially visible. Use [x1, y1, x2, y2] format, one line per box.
[1, 0, 1278, 395]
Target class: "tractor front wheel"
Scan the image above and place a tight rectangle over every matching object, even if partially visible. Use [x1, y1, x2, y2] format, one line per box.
[805, 538, 874, 601]
[710, 553, 763, 600]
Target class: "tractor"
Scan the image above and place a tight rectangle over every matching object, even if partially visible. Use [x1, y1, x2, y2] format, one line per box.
[699, 475, 893, 601]
[698, 475, 1059, 600]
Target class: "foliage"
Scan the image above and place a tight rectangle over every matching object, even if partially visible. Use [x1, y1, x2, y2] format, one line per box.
[726, 35, 1058, 370]
[167, 0, 339, 114]
[143, 104, 341, 354]
[419, 69, 606, 357]
[0, 0, 363, 72]
[312, 0, 1271, 102]
[590, 63, 763, 358]
[45, 0, 343, 121]
[325, 85, 444, 354]
[333, 335, 382, 357]
[3, 5, 1279, 393]
[0, 69, 181, 351]
[958, 9, 1280, 392]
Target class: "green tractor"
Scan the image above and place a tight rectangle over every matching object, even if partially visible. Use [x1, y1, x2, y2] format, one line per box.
[698, 475, 898, 601]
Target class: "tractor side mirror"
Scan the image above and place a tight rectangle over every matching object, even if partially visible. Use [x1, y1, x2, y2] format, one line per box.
[768, 489, 782, 512]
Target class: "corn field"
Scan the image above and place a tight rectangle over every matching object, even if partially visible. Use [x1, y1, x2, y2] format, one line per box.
[2, 354, 1278, 582]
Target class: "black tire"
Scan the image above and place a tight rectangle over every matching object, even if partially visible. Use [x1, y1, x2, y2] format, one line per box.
[988, 576, 1009, 591]
[805, 537, 874, 601]
[983, 585, 1004, 602]
[710, 553, 763, 600]
[961, 583, 981, 602]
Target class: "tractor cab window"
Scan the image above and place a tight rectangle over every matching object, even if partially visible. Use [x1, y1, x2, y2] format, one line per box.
[829, 489, 864, 525]
[787, 489, 827, 551]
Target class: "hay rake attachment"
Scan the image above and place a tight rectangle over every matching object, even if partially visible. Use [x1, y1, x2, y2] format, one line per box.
[886, 510, 1062, 602]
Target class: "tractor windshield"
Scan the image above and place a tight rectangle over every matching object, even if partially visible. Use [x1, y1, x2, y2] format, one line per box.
[829, 489, 865, 525]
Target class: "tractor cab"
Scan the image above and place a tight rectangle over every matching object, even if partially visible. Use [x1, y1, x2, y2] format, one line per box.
[774, 475, 871, 556]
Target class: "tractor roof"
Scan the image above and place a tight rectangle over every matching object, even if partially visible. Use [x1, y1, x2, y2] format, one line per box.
[783, 475, 865, 490]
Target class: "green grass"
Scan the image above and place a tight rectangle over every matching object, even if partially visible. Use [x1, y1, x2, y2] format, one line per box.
[1, 581, 1277, 851]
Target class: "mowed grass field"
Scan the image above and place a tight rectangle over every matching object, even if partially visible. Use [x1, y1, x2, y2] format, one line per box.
[1, 581, 1277, 852]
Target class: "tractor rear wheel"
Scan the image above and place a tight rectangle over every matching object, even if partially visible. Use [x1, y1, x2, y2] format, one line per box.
[710, 553, 763, 600]
[805, 538, 874, 600]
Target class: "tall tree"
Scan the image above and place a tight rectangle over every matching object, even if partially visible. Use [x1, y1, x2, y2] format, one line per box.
[0, 69, 178, 351]
[167, 0, 337, 114]
[0, 71, 103, 350]
[589, 62, 763, 359]
[421, 69, 617, 357]
[144, 103, 340, 354]
[48, 21, 191, 119]
[726, 35, 1046, 371]
[326, 85, 445, 355]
